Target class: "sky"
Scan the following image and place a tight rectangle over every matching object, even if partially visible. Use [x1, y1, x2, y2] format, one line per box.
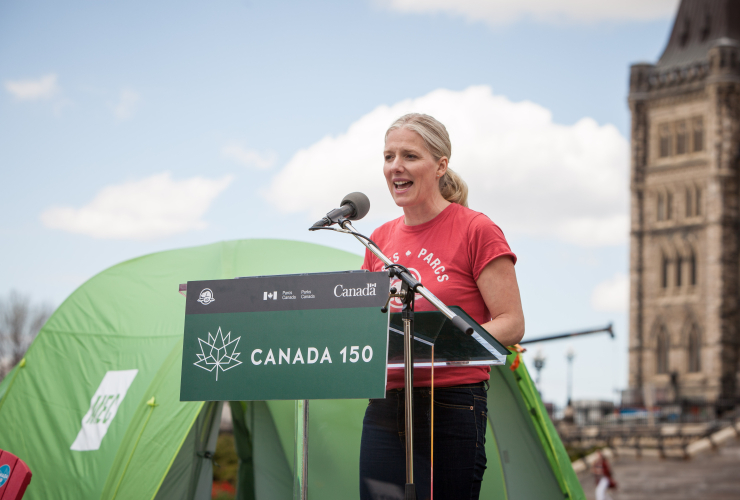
[0, 0, 680, 406]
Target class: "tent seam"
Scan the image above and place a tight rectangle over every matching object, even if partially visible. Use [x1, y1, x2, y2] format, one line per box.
[513, 359, 577, 499]
[0, 358, 25, 415]
[36, 330, 183, 338]
[147, 401, 206, 500]
[111, 397, 159, 500]
[515, 375, 569, 496]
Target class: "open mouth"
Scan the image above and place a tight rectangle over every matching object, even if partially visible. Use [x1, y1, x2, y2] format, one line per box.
[393, 180, 413, 191]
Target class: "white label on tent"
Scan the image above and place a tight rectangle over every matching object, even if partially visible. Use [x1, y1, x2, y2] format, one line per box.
[70, 369, 138, 451]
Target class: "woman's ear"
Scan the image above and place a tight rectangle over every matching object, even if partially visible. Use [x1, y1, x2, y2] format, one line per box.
[436, 157, 449, 178]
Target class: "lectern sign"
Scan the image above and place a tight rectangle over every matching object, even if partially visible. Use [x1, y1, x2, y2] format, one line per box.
[180, 271, 390, 401]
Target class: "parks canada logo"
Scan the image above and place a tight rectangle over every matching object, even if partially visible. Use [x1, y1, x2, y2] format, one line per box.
[197, 288, 215, 305]
[194, 327, 242, 380]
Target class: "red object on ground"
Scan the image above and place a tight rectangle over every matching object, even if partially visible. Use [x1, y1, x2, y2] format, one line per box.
[0, 450, 32, 500]
[212, 480, 236, 497]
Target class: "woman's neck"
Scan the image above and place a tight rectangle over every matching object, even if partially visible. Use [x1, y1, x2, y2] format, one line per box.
[402, 196, 451, 226]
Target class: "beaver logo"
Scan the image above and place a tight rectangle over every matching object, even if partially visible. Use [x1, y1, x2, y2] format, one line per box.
[197, 288, 215, 305]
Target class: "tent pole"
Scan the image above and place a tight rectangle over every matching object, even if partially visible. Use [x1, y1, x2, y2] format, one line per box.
[293, 399, 309, 500]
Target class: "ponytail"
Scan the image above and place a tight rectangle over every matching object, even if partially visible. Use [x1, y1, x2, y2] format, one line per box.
[439, 168, 468, 207]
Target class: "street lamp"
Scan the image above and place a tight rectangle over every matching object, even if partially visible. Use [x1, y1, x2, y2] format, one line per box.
[533, 349, 546, 393]
[566, 347, 575, 406]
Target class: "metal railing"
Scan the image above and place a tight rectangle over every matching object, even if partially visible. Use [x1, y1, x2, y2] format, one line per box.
[553, 400, 738, 427]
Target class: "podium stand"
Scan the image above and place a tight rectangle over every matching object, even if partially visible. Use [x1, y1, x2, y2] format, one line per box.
[180, 271, 390, 500]
[180, 270, 509, 499]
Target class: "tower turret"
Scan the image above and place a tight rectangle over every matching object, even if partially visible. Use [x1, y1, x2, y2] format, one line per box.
[627, 0, 740, 405]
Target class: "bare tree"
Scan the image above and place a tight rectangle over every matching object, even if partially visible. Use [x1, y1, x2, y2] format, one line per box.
[0, 290, 52, 380]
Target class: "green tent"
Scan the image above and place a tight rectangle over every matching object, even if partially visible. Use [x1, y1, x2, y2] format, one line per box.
[0, 239, 583, 499]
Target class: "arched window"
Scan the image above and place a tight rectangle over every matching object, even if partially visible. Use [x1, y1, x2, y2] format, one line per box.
[676, 254, 683, 287]
[695, 187, 701, 215]
[660, 124, 672, 157]
[662, 255, 670, 288]
[686, 187, 693, 217]
[658, 193, 665, 221]
[688, 326, 701, 372]
[656, 327, 670, 374]
[693, 117, 704, 152]
[676, 121, 688, 154]
[689, 251, 697, 286]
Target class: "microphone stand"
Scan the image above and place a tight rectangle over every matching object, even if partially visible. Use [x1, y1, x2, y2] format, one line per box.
[311, 217, 475, 500]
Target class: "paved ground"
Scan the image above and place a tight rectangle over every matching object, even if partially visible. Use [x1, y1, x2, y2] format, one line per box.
[577, 439, 740, 500]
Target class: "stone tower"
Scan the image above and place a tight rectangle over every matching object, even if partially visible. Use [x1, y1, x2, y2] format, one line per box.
[628, 0, 740, 404]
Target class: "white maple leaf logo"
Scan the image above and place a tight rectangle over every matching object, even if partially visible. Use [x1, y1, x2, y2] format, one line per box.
[194, 327, 242, 380]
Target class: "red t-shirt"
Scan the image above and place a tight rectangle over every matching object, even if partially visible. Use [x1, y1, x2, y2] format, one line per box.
[362, 202, 517, 390]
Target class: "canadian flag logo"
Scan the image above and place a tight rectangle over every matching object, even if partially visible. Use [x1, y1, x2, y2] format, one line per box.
[264, 291, 277, 300]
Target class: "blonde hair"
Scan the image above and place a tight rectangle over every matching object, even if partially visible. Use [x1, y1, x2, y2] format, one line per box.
[385, 113, 469, 207]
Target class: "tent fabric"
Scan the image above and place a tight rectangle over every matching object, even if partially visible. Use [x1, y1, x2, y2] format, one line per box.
[228, 372, 585, 500]
[231, 401, 292, 500]
[151, 400, 222, 500]
[0, 238, 584, 499]
[0, 239, 362, 499]
[482, 353, 584, 499]
[98, 341, 221, 500]
[229, 401, 256, 500]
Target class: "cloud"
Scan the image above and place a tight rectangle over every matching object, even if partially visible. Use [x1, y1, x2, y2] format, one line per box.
[379, 0, 678, 25]
[265, 86, 629, 246]
[40, 172, 232, 240]
[221, 144, 277, 170]
[591, 273, 629, 313]
[5, 74, 59, 100]
[113, 89, 140, 119]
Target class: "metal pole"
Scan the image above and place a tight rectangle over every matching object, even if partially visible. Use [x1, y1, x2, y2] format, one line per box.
[403, 316, 414, 488]
[533, 349, 545, 391]
[566, 348, 575, 406]
[519, 323, 614, 345]
[293, 399, 309, 500]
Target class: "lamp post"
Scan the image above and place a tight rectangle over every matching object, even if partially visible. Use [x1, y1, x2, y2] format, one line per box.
[533, 349, 546, 394]
[566, 347, 575, 406]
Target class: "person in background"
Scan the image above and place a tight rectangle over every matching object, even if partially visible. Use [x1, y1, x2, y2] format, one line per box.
[592, 451, 617, 500]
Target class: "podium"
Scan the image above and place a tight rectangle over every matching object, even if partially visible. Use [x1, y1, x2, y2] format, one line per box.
[180, 271, 391, 402]
[388, 306, 509, 368]
[180, 270, 509, 499]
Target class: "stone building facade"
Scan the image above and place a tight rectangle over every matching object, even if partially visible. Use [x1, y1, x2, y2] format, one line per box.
[628, 0, 740, 404]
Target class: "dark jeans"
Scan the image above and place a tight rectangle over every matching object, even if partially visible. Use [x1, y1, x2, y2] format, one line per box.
[359, 383, 488, 500]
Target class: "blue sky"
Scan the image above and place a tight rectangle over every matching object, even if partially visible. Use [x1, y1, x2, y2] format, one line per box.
[0, 0, 679, 405]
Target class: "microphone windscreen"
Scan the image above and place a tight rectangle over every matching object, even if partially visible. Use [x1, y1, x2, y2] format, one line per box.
[341, 192, 370, 221]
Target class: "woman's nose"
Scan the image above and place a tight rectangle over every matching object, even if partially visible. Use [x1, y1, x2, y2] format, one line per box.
[389, 158, 404, 172]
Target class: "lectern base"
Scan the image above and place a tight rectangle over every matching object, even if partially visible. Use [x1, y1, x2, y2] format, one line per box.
[405, 483, 417, 500]
[293, 399, 309, 500]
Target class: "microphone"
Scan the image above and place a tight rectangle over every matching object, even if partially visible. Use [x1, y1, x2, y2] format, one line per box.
[311, 192, 370, 229]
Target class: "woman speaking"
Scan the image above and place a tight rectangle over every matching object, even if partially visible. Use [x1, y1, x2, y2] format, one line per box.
[360, 113, 525, 500]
